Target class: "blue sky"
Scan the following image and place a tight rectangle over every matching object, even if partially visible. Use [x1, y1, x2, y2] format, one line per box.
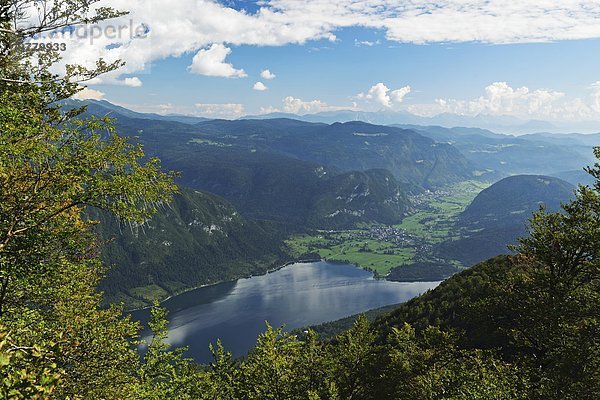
[59, 1, 600, 122]
[105, 35, 600, 114]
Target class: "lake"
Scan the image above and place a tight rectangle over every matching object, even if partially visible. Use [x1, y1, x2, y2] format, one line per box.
[130, 261, 439, 363]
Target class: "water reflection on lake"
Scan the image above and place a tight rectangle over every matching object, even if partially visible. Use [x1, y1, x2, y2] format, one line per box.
[130, 261, 439, 363]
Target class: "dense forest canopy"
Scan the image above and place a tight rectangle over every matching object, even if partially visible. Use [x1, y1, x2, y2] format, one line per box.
[0, 1, 598, 399]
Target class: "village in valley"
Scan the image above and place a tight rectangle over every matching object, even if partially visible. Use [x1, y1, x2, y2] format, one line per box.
[286, 181, 488, 276]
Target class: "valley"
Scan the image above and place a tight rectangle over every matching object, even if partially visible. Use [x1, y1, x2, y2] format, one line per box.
[85, 99, 587, 310]
[286, 180, 488, 277]
[96, 178, 486, 309]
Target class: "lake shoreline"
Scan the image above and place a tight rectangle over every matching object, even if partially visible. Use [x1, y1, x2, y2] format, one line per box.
[124, 256, 324, 313]
[124, 255, 444, 313]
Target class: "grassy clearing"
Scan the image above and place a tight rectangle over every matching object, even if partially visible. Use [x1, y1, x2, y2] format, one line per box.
[318, 243, 415, 275]
[129, 284, 169, 304]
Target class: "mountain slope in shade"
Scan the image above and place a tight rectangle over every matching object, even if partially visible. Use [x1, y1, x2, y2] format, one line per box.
[92, 188, 289, 309]
[460, 175, 574, 226]
[156, 143, 412, 228]
[436, 175, 575, 266]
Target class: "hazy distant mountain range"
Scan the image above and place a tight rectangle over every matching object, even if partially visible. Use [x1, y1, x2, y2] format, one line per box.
[77, 99, 211, 125]
[67, 99, 597, 184]
[392, 124, 598, 181]
[73, 99, 600, 135]
[244, 109, 600, 135]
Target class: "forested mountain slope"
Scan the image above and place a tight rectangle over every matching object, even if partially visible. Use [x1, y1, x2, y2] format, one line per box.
[91, 188, 289, 309]
[436, 175, 575, 265]
[461, 175, 574, 225]
[191, 119, 473, 187]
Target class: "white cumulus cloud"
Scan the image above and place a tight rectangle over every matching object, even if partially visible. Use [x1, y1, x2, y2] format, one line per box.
[260, 106, 281, 114]
[590, 81, 600, 112]
[188, 44, 247, 78]
[261, 69, 276, 80]
[122, 77, 143, 87]
[390, 86, 412, 103]
[406, 81, 600, 122]
[72, 87, 105, 100]
[281, 96, 351, 114]
[253, 82, 268, 91]
[409, 82, 565, 118]
[357, 83, 411, 108]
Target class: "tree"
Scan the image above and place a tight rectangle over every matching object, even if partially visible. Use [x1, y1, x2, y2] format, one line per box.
[134, 304, 209, 400]
[328, 315, 376, 400]
[0, 326, 62, 399]
[292, 329, 338, 399]
[484, 147, 600, 399]
[237, 324, 302, 400]
[0, 1, 177, 398]
[207, 339, 239, 400]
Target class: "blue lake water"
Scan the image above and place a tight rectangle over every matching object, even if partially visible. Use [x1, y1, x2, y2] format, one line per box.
[130, 261, 439, 363]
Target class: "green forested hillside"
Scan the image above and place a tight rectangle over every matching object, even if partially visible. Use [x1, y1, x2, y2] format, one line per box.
[435, 175, 575, 265]
[91, 188, 289, 309]
[375, 255, 514, 346]
[68, 100, 474, 228]
[460, 175, 574, 225]
[190, 119, 474, 187]
[309, 169, 411, 227]
[120, 140, 413, 228]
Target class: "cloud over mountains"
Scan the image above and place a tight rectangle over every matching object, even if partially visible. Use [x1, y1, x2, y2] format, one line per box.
[38, 1, 600, 83]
